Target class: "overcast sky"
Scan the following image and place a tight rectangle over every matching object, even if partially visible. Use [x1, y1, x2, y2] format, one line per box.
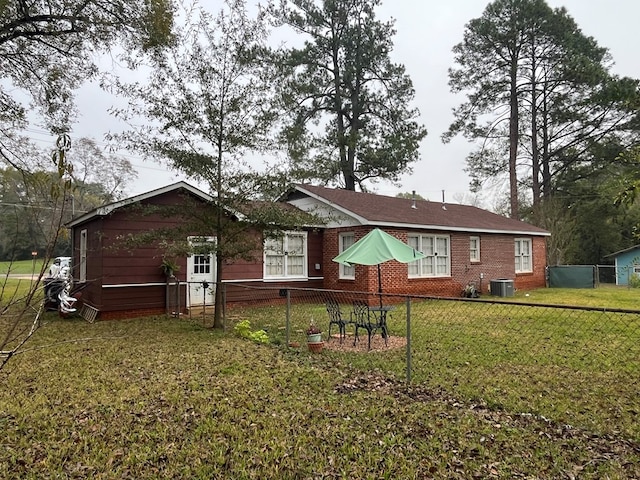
[54, 1, 640, 203]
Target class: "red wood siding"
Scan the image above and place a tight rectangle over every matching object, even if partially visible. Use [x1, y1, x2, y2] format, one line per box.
[71, 191, 207, 317]
[222, 254, 263, 280]
[99, 284, 188, 319]
[225, 279, 324, 305]
[71, 189, 327, 318]
[71, 218, 105, 309]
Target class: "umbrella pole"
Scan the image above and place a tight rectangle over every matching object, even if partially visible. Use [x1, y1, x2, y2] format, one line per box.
[377, 264, 383, 308]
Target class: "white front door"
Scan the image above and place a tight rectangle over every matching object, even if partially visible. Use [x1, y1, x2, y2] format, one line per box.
[187, 237, 216, 307]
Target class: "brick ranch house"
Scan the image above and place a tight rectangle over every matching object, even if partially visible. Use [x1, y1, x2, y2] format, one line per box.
[284, 184, 549, 298]
[66, 182, 549, 320]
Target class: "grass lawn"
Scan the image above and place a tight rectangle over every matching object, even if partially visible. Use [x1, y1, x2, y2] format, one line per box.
[509, 284, 640, 310]
[1, 305, 639, 479]
[0, 259, 49, 276]
[233, 288, 640, 439]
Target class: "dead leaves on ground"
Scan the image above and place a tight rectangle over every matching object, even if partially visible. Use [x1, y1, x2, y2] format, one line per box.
[334, 370, 640, 479]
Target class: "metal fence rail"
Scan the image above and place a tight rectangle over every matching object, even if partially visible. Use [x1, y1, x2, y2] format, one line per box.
[225, 284, 640, 439]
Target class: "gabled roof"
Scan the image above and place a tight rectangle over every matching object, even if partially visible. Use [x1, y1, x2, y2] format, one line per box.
[604, 244, 640, 258]
[67, 181, 316, 229]
[287, 184, 550, 236]
[67, 181, 212, 228]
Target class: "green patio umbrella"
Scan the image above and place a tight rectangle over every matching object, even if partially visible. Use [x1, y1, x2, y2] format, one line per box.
[332, 228, 425, 304]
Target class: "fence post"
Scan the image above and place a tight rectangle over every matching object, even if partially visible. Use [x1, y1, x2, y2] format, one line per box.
[222, 283, 226, 330]
[176, 279, 180, 318]
[285, 289, 291, 347]
[165, 277, 170, 317]
[406, 296, 412, 384]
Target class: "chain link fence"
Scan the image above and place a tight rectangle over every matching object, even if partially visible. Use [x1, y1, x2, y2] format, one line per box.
[545, 264, 640, 288]
[222, 284, 640, 439]
[596, 264, 640, 287]
[597, 265, 619, 285]
[548, 264, 640, 287]
[549, 264, 640, 287]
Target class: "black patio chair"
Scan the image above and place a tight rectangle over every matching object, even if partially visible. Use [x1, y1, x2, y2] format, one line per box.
[352, 300, 375, 350]
[326, 297, 348, 343]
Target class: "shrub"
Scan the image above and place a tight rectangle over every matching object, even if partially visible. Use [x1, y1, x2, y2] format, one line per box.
[233, 319, 269, 344]
[629, 273, 640, 288]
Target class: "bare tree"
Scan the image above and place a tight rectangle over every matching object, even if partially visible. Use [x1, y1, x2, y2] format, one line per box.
[1, 138, 75, 370]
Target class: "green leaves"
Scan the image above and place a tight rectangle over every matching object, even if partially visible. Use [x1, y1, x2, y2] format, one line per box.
[234, 319, 270, 343]
[272, 0, 426, 190]
[0, 0, 176, 132]
[109, 1, 302, 328]
[447, 0, 640, 227]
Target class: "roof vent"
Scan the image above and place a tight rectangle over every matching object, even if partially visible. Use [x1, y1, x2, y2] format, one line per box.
[411, 190, 417, 209]
[442, 190, 447, 210]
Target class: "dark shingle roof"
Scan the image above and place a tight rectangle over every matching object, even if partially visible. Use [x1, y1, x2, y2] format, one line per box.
[292, 184, 549, 236]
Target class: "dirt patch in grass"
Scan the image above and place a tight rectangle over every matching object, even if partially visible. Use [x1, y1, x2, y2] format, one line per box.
[322, 333, 406, 352]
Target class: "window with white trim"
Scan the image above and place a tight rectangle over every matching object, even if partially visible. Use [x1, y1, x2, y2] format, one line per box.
[79, 229, 87, 282]
[407, 234, 450, 277]
[515, 238, 532, 273]
[470, 236, 480, 262]
[339, 232, 355, 279]
[189, 236, 215, 275]
[264, 231, 307, 279]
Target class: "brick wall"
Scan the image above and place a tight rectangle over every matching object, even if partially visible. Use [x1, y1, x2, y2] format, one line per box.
[324, 228, 547, 297]
[514, 236, 547, 291]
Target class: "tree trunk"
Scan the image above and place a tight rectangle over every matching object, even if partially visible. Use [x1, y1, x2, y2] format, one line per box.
[213, 124, 225, 329]
[213, 254, 224, 329]
[509, 55, 520, 219]
[541, 79, 552, 199]
[333, 82, 354, 190]
[529, 37, 541, 207]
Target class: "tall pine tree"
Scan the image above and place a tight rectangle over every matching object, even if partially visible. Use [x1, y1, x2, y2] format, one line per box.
[444, 0, 640, 219]
[271, 0, 426, 191]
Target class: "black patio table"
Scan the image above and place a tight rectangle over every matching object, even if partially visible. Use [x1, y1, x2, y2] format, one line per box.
[368, 305, 394, 345]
